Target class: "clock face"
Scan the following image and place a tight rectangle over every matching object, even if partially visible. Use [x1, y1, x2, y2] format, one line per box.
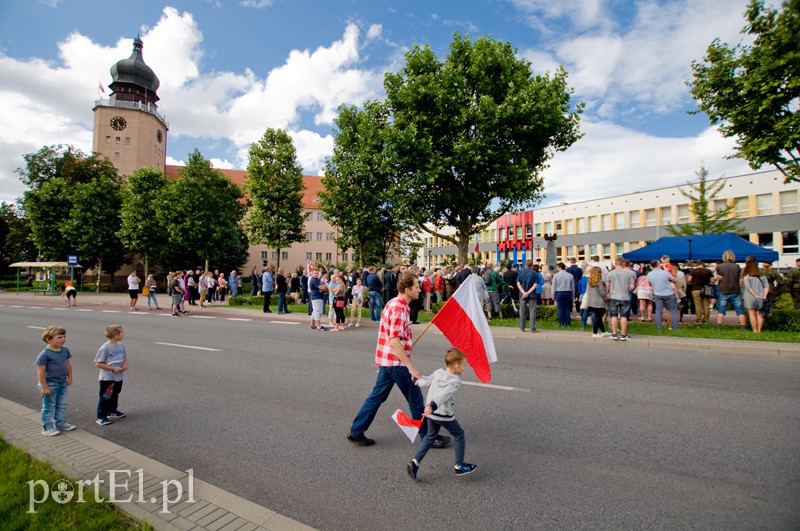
[110, 116, 126, 131]
[156, 130, 163, 144]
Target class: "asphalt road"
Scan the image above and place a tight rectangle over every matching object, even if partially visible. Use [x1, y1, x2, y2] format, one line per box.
[1, 303, 799, 530]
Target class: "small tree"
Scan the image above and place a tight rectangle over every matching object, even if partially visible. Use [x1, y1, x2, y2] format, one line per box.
[244, 129, 307, 269]
[666, 165, 745, 236]
[689, 0, 800, 183]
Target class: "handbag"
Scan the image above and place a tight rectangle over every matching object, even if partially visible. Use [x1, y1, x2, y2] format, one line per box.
[701, 285, 714, 298]
[580, 293, 589, 310]
[335, 298, 345, 309]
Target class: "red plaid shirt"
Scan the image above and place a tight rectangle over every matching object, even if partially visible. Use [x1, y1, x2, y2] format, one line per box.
[375, 296, 412, 366]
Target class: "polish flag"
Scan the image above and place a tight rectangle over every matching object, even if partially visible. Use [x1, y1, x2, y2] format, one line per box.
[431, 274, 497, 382]
[98, 82, 105, 93]
[392, 409, 423, 443]
[306, 259, 315, 276]
[474, 237, 480, 253]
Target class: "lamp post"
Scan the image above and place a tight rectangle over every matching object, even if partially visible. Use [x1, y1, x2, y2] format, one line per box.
[428, 249, 432, 269]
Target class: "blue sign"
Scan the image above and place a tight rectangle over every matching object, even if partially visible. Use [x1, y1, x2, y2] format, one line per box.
[67, 255, 78, 266]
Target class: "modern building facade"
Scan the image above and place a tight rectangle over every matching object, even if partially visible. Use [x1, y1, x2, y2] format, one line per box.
[419, 169, 800, 268]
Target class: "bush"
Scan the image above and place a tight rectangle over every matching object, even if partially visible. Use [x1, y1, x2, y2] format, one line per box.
[535, 305, 558, 322]
[765, 309, 800, 332]
[228, 295, 263, 307]
[431, 301, 445, 314]
[773, 293, 795, 311]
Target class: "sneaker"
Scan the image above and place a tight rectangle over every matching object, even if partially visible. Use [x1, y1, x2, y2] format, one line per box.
[592, 333, 603, 338]
[431, 435, 451, 449]
[309, 325, 317, 330]
[620, 335, 631, 341]
[354, 323, 360, 328]
[42, 427, 61, 437]
[611, 334, 620, 340]
[407, 459, 419, 480]
[108, 411, 126, 419]
[455, 463, 477, 476]
[347, 432, 375, 446]
[602, 332, 612, 338]
[58, 423, 77, 431]
[330, 328, 340, 333]
[95, 418, 112, 426]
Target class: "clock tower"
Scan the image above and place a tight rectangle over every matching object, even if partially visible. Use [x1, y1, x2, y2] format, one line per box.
[93, 37, 168, 176]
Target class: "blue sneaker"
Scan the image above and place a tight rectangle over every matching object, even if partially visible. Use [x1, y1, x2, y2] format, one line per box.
[95, 418, 112, 426]
[454, 463, 477, 476]
[407, 459, 419, 480]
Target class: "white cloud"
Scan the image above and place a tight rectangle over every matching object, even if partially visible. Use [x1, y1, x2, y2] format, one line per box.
[539, 120, 752, 205]
[240, 0, 276, 8]
[508, 0, 611, 32]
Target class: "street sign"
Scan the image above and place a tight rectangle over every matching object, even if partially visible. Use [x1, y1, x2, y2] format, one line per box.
[67, 255, 78, 266]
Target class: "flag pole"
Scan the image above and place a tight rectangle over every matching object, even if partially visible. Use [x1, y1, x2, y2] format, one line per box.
[412, 319, 437, 348]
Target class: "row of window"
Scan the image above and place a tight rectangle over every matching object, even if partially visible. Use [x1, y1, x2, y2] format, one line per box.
[306, 212, 326, 221]
[259, 251, 349, 263]
[105, 136, 131, 145]
[304, 232, 335, 241]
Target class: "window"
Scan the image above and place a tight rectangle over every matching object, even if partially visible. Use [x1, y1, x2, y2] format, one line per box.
[780, 190, 797, 213]
[306, 212, 313, 221]
[644, 209, 656, 227]
[342, 253, 348, 261]
[261, 251, 268, 260]
[577, 247, 586, 261]
[498, 227, 505, 241]
[326, 233, 333, 241]
[517, 226, 522, 239]
[325, 253, 332, 261]
[629, 211, 640, 228]
[677, 204, 690, 224]
[565, 220, 573, 235]
[660, 207, 672, 225]
[316, 232, 322, 241]
[602, 244, 611, 260]
[305, 232, 312, 241]
[554, 221, 562, 233]
[614, 213, 624, 230]
[105, 135, 111, 143]
[587, 216, 597, 232]
[758, 233, 773, 249]
[615, 243, 624, 256]
[544, 222, 552, 234]
[601, 214, 611, 231]
[317, 213, 324, 221]
[115, 137, 121, 144]
[316, 252, 322, 260]
[114, 152, 120, 160]
[734, 197, 749, 217]
[125, 137, 131, 145]
[782, 231, 799, 253]
[714, 199, 728, 212]
[756, 194, 772, 215]
[282, 252, 288, 260]
[269, 251, 276, 259]
[306, 252, 312, 260]
[526, 224, 533, 239]
[577, 218, 586, 233]
[534, 223, 542, 237]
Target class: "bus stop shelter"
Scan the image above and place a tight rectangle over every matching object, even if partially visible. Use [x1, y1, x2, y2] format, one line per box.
[9, 262, 81, 295]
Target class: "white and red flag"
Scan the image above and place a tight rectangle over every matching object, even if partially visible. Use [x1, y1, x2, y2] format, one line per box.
[430, 274, 497, 383]
[98, 82, 105, 93]
[305, 259, 315, 276]
[392, 409, 424, 443]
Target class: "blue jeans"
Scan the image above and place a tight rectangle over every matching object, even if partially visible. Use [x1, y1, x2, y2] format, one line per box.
[519, 295, 538, 331]
[40, 381, 68, 430]
[654, 293, 679, 330]
[277, 292, 288, 313]
[147, 291, 159, 309]
[717, 292, 744, 316]
[369, 292, 383, 321]
[555, 291, 573, 326]
[415, 417, 465, 466]
[350, 366, 426, 439]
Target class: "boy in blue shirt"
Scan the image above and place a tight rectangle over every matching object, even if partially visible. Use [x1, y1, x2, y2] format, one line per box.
[35, 326, 76, 436]
[94, 325, 129, 426]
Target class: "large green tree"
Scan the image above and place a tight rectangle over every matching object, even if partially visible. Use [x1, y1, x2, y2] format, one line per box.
[321, 101, 406, 267]
[689, 0, 800, 183]
[118, 167, 170, 275]
[666, 165, 745, 236]
[244, 129, 306, 269]
[0, 202, 37, 270]
[156, 149, 246, 272]
[384, 33, 583, 263]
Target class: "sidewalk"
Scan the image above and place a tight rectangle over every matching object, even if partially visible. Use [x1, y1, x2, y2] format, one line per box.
[0, 396, 313, 531]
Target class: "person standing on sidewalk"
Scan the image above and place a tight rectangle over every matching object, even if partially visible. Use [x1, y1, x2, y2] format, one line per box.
[517, 260, 541, 333]
[127, 270, 141, 311]
[261, 267, 275, 313]
[606, 257, 636, 340]
[714, 250, 746, 331]
[347, 272, 450, 449]
[552, 262, 575, 326]
[35, 326, 76, 436]
[94, 325, 128, 426]
[647, 259, 679, 331]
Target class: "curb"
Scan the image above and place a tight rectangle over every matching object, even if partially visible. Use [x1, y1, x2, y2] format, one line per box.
[0, 396, 314, 531]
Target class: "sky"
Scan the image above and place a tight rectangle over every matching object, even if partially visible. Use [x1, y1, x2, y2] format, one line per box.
[0, 0, 761, 208]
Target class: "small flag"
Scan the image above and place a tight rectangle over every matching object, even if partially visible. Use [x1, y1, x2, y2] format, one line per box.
[98, 82, 105, 93]
[391, 409, 423, 443]
[474, 236, 480, 253]
[306, 259, 315, 276]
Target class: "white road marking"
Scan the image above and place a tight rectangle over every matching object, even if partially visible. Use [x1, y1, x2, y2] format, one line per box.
[271, 321, 300, 325]
[28, 306, 43, 309]
[51, 308, 68, 311]
[189, 315, 215, 319]
[102, 310, 121, 313]
[26, 326, 46, 330]
[77, 309, 93, 312]
[461, 381, 530, 393]
[154, 342, 221, 352]
[9, 305, 23, 308]
[225, 318, 252, 322]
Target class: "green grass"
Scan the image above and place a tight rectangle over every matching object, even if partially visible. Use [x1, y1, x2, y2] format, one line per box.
[0, 437, 151, 531]
[224, 299, 798, 343]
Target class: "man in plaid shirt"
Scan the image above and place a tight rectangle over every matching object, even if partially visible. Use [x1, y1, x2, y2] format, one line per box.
[348, 271, 451, 448]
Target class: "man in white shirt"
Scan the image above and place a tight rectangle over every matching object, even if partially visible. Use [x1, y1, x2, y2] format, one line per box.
[126, 270, 141, 311]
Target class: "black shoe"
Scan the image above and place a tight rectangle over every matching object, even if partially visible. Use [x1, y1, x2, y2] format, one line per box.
[347, 432, 375, 446]
[407, 459, 419, 480]
[431, 435, 451, 449]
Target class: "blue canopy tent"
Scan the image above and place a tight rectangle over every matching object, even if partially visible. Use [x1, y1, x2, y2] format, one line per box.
[622, 233, 779, 263]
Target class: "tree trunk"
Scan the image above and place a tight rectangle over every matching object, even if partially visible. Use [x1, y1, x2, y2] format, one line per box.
[204, 256, 210, 273]
[457, 236, 469, 265]
[276, 248, 282, 269]
[144, 254, 149, 278]
[96, 258, 103, 293]
[358, 242, 364, 268]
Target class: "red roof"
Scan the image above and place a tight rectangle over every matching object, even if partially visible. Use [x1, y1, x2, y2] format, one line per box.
[165, 165, 323, 208]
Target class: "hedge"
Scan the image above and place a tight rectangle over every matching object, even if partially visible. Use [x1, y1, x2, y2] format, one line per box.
[431, 300, 558, 321]
[764, 309, 800, 332]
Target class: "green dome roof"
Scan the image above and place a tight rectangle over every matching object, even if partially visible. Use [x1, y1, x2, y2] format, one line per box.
[110, 37, 160, 95]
